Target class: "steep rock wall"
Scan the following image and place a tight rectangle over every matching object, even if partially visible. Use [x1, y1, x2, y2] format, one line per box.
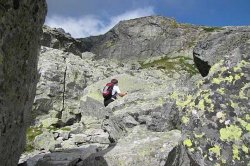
[0, 0, 47, 165]
[81, 16, 206, 61]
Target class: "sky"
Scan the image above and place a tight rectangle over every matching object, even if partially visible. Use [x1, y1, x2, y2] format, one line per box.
[46, 0, 250, 38]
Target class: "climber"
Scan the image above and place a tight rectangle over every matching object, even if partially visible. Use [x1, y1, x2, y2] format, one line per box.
[103, 78, 127, 107]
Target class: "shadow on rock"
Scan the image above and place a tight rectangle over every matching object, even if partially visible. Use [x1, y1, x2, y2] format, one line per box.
[77, 143, 116, 166]
[20, 143, 116, 166]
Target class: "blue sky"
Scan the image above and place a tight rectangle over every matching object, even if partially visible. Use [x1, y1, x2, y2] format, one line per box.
[46, 0, 250, 38]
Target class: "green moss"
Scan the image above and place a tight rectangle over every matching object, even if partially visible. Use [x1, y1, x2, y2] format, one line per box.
[25, 126, 43, 152]
[209, 145, 221, 158]
[183, 139, 193, 147]
[27, 127, 43, 142]
[202, 27, 224, 32]
[141, 56, 199, 76]
[25, 144, 35, 152]
[220, 125, 242, 141]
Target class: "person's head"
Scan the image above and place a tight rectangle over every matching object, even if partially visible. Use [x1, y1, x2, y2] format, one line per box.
[111, 79, 118, 85]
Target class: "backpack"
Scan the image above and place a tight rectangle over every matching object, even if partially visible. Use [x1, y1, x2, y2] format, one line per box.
[102, 83, 114, 99]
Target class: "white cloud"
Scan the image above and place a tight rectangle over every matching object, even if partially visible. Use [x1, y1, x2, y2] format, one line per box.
[45, 7, 155, 38]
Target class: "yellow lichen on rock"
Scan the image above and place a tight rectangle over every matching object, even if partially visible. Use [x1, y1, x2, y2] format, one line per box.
[181, 116, 190, 125]
[237, 118, 250, 132]
[183, 139, 193, 147]
[233, 144, 240, 160]
[209, 145, 221, 158]
[219, 125, 242, 141]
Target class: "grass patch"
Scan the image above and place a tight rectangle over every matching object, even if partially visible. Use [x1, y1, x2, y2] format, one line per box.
[61, 126, 71, 131]
[171, 20, 178, 28]
[202, 27, 224, 32]
[25, 126, 43, 152]
[141, 56, 199, 76]
[105, 40, 115, 48]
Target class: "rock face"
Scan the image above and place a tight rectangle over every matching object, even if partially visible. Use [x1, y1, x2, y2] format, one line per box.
[177, 31, 250, 165]
[193, 26, 250, 76]
[81, 16, 205, 61]
[41, 25, 87, 56]
[20, 16, 250, 166]
[0, 0, 47, 166]
[33, 47, 134, 127]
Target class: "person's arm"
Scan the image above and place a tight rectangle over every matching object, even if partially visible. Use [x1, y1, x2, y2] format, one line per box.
[115, 86, 127, 97]
[118, 92, 127, 97]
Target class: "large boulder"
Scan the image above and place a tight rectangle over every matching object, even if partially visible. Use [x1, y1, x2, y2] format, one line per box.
[34, 132, 57, 151]
[81, 126, 182, 166]
[0, 0, 47, 165]
[34, 47, 87, 126]
[175, 35, 250, 165]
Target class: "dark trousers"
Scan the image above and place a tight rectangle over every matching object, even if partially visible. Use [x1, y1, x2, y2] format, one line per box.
[104, 96, 116, 107]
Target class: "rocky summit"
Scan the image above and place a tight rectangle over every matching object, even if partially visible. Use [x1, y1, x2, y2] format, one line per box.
[12, 15, 250, 166]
